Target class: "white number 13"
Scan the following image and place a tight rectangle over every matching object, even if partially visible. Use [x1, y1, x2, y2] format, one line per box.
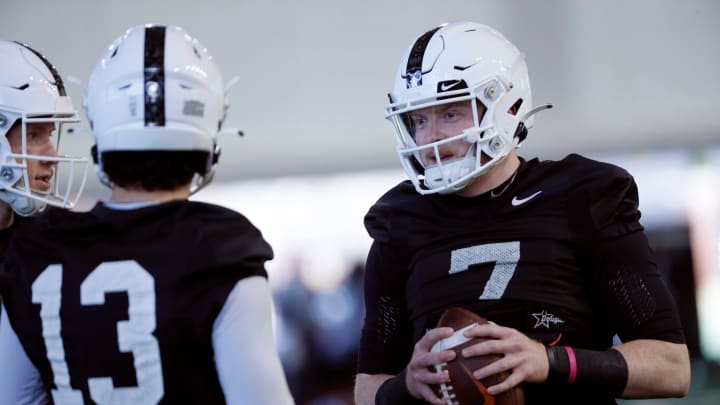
[32, 260, 164, 404]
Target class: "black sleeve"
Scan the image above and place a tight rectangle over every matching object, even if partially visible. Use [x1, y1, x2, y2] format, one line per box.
[0, 220, 19, 326]
[570, 167, 685, 344]
[568, 161, 643, 240]
[357, 241, 414, 375]
[191, 212, 272, 280]
[580, 230, 685, 344]
[185, 216, 272, 325]
[0, 216, 27, 297]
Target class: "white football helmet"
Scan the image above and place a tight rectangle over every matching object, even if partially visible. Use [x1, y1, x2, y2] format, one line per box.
[386, 21, 549, 195]
[0, 40, 88, 216]
[84, 24, 228, 193]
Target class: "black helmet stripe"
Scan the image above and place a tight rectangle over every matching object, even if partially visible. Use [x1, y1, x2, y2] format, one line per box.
[13, 41, 67, 96]
[405, 26, 441, 76]
[144, 25, 166, 127]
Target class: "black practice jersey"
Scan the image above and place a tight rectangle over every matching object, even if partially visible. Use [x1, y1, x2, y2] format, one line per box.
[0, 215, 33, 325]
[358, 154, 684, 404]
[0, 201, 272, 404]
[0, 215, 33, 263]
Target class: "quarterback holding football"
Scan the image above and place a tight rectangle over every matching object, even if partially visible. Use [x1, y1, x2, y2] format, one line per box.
[354, 21, 690, 405]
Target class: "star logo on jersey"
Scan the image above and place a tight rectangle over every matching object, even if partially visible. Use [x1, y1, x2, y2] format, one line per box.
[532, 310, 565, 329]
[511, 190, 542, 207]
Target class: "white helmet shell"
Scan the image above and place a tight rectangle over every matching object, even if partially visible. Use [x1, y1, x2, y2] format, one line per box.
[0, 40, 88, 216]
[84, 24, 228, 193]
[386, 22, 536, 195]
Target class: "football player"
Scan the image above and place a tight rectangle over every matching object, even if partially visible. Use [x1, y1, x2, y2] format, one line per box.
[0, 25, 294, 404]
[354, 22, 690, 404]
[0, 38, 88, 359]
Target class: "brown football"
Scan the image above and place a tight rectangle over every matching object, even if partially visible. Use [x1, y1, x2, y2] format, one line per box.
[431, 307, 524, 405]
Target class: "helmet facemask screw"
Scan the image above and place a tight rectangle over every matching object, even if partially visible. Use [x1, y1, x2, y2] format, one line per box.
[490, 137, 503, 153]
[484, 86, 498, 101]
[1, 167, 15, 182]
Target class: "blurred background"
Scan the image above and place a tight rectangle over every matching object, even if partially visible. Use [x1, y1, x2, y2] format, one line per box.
[2, 0, 719, 403]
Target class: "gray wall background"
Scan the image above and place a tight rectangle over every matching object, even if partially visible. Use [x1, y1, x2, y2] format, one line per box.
[2, 0, 719, 198]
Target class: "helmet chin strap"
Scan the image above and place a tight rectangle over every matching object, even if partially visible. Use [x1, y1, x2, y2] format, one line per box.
[521, 103, 553, 127]
[190, 170, 215, 195]
[219, 127, 244, 137]
[514, 103, 553, 145]
[0, 190, 44, 217]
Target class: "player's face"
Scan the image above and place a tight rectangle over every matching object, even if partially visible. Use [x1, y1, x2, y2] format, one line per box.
[407, 100, 485, 167]
[6, 122, 59, 192]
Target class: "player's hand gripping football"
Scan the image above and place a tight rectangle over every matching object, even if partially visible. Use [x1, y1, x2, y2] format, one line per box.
[404, 327, 458, 404]
[461, 320, 549, 395]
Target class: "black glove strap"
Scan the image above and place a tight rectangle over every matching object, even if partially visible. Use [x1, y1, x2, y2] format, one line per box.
[546, 346, 629, 397]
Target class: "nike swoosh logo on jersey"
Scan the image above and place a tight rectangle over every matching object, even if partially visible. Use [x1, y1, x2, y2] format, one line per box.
[511, 190, 542, 206]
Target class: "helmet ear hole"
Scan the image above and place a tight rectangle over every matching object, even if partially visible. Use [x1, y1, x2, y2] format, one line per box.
[508, 98, 523, 116]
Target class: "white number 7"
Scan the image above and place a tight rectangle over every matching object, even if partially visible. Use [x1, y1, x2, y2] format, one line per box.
[449, 241, 520, 300]
[32, 260, 164, 404]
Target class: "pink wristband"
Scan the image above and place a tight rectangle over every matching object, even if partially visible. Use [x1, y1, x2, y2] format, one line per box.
[564, 346, 577, 384]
